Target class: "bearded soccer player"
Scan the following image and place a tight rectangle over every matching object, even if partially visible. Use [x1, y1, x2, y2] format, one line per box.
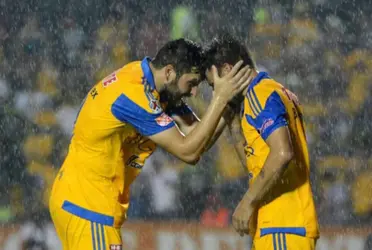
[49, 38, 253, 250]
[202, 34, 319, 250]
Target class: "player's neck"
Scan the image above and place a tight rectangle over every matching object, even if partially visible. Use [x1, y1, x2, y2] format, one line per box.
[241, 70, 259, 96]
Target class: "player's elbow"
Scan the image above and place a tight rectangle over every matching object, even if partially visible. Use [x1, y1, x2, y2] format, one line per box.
[278, 149, 294, 165]
[180, 153, 200, 165]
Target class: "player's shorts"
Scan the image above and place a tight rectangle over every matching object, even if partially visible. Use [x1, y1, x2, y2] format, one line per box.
[50, 201, 122, 250]
[252, 233, 316, 250]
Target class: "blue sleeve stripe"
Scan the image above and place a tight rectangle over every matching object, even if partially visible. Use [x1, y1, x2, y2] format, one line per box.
[261, 121, 288, 141]
[273, 233, 277, 250]
[111, 94, 176, 136]
[246, 92, 259, 116]
[251, 88, 263, 111]
[248, 90, 262, 115]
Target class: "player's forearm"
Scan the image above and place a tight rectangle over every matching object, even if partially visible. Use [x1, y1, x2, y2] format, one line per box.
[240, 150, 293, 207]
[181, 96, 227, 160]
[228, 115, 247, 167]
[204, 108, 232, 151]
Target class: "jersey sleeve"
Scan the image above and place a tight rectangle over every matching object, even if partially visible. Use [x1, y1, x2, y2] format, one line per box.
[165, 100, 193, 117]
[245, 90, 288, 140]
[111, 94, 175, 136]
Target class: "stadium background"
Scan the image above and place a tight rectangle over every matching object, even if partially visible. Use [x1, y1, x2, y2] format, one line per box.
[0, 0, 372, 249]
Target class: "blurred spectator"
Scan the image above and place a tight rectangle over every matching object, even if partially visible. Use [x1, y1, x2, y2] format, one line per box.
[201, 190, 230, 228]
[352, 170, 372, 221]
[132, 10, 169, 58]
[61, 17, 85, 67]
[170, 5, 200, 41]
[317, 157, 354, 225]
[148, 151, 181, 219]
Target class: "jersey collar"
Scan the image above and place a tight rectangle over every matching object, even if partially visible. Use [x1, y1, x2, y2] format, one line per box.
[141, 57, 156, 90]
[248, 71, 270, 91]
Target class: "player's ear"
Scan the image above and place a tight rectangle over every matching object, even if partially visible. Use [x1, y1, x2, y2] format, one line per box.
[221, 63, 233, 77]
[164, 65, 176, 84]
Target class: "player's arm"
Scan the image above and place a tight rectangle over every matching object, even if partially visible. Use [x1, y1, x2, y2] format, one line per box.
[227, 114, 247, 168]
[171, 105, 235, 150]
[149, 62, 251, 164]
[232, 91, 294, 235]
[241, 126, 293, 204]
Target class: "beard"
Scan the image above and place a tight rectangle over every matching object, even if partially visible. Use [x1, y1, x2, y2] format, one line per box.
[160, 77, 190, 104]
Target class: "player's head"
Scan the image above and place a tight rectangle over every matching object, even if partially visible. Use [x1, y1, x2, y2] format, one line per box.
[151, 38, 203, 102]
[202, 33, 256, 88]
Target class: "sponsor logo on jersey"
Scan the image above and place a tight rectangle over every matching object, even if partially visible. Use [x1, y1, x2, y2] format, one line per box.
[155, 113, 173, 126]
[126, 155, 143, 169]
[110, 245, 122, 250]
[244, 144, 255, 157]
[102, 73, 117, 87]
[260, 118, 274, 134]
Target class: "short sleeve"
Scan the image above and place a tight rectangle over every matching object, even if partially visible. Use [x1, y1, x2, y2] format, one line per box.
[165, 100, 193, 116]
[111, 94, 175, 136]
[245, 91, 288, 140]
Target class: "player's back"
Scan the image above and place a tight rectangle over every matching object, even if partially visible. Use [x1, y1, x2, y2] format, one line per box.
[50, 60, 162, 228]
[241, 72, 319, 239]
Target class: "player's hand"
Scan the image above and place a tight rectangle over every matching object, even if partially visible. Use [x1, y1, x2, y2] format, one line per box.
[212, 60, 254, 103]
[232, 201, 254, 237]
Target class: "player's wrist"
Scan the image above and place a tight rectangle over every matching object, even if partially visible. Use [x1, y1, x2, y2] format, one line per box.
[211, 94, 228, 107]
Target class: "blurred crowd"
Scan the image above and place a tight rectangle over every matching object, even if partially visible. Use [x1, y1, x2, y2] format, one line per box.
[0, 0, 372, 230]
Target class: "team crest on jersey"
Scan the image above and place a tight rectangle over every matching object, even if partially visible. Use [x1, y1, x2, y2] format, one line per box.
[110, 245, 122, 250]
[144, 78, 162, 114]
[156, 113, 173, 126]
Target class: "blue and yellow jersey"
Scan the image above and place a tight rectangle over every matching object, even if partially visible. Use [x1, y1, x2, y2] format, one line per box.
[241, 72, 319, 239]
[50, 57, 192, 228]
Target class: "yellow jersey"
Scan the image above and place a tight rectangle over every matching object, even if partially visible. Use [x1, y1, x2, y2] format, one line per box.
[241, 72, 319, 239]
[50, 57, 192, 228]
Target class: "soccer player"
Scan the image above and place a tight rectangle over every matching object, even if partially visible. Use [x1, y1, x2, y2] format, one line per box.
[49, 38, 252, 250]
[202, 34, 320, 250]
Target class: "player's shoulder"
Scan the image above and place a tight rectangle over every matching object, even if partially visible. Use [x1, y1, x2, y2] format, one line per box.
[251, 76, 283, 96]
[246, 72, 284, 108]
[110, 60, 163, 115]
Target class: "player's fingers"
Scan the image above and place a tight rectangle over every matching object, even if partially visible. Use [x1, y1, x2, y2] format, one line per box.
[236, 73, 253, 93]
[238, 220, 246, 237]
[234, 67, 252, 86]
[232, 65, 249, 84]
[231, 65, 249, 83]
[211, 65, 219, 81]
[233, 221, 240, 234]
[226, 60, 244, 78]
[232, 217, 239, 232]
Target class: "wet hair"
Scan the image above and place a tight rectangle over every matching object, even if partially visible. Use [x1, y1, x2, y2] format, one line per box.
[151, 38, 203, 76]
[202, 33, 255, 73]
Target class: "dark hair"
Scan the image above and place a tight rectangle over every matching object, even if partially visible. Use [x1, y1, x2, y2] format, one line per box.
[202, 33, 255, 72]
[151, 38, 203, 75]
